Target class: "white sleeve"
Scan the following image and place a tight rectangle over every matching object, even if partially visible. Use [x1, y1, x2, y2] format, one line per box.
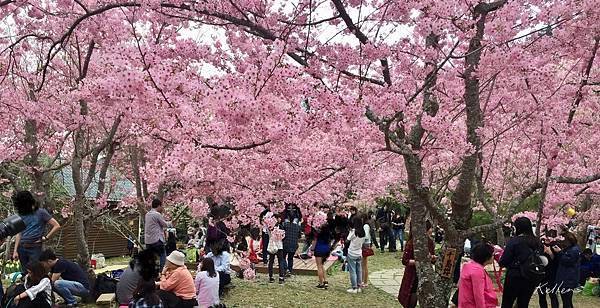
[25, 278, 51, 300]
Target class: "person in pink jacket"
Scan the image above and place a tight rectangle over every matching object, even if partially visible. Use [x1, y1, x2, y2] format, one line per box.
[458, 242, 499, 308]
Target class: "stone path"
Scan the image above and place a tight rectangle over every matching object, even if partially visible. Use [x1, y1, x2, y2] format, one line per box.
[369, 268, 403, 297]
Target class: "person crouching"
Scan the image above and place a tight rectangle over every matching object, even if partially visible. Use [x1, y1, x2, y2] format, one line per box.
[156, 251, 197, 308]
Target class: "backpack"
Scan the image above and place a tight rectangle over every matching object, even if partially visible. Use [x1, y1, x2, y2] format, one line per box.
[518, 248, 546, 283]
[94, 273, 118, 299]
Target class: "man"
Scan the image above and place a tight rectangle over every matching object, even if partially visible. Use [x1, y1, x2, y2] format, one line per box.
[282, 220, 301, 276]
[39, 249, 90, 308]
[145, 198, 169, 270]
[391, 212, 405, 251]
[376, 206, 391, 252]
[259, 203, 271, 265]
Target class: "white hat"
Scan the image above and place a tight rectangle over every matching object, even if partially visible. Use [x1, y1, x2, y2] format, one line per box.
[166, 251, 186, 267]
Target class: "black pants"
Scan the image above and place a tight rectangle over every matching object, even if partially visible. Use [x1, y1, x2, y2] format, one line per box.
[560, 291, 574, 308]
[217, 271, 231, 297]
[283, 251, 295, 273]
[538, 288, 559, 308]
[379, 229, 389, 251]
[261, 232, 270, 265]
[501, 274, 536, 308]
[268, 249, 285, 279]
[370, 229, 379, 249]
[157, 290, 197, 308]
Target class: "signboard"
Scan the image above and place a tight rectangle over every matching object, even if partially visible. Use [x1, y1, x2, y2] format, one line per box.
[441, 248, 458, 278]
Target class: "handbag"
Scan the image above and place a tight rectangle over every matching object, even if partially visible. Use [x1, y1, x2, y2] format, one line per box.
[362, 246, 374, 257]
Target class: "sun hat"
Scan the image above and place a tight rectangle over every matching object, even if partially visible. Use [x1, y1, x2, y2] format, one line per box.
[166, 251, 186, 266]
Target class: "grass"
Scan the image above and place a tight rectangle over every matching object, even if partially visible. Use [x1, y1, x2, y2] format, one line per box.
[221, 251, 400, 308]
[82, 252, 600, 307]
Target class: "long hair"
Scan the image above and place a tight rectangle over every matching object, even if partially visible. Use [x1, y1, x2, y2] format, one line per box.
[132, 279, 161, 306]
[26, 261, 48, 286]
[13, 190, 37, 215]
[201, 257, 217, 278]
[352, 216, 365, 238]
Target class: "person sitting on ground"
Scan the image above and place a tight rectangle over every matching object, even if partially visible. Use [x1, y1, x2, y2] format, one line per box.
[117, 249, 158, 306]
[204, 242, 232, 297]
[581, 248, 600, 285]
[129, 279, 163, 308]
[12, 191, 61, 272]
[458, 243, 498, 308]
[156, 251, 197, 308]
[38, 249, 89, 308]
[12, 261, 53, 308]
[195, 258, 220, 308]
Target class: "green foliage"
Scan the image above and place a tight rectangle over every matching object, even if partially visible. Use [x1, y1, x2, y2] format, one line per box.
[375, 196, 409, 216]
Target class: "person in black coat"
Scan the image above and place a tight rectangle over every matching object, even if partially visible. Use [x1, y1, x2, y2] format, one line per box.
[548, 232, 581, 308]
[538, 238, 559, 308]
[498, 217, 543, 308]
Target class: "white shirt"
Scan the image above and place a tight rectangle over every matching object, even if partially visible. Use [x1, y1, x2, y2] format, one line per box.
[206, 251, 231, 274]
[363, 224, 371, 243]
[347, 229, 366, 258]
[25, 277, 52, 306]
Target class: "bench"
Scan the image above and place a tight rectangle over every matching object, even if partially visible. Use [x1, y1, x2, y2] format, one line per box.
[96, 293, 116, 306]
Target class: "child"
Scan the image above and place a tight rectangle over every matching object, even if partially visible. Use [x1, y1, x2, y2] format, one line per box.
[195, 258, 220, 308]
[12, 261, 53, 308]
[129, 279, 163, 308]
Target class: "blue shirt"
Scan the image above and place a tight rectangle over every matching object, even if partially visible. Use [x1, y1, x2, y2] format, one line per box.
[20, 208, 51, 243]
[206, 251, 231, 274]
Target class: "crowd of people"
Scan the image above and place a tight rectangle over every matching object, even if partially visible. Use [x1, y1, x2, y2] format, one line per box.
[4, 189, 600, 308]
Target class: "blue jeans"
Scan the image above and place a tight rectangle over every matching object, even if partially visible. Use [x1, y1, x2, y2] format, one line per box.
[347, 255, 362, 289]
[54, 280, 89, 305]
[147, 241, 166, 271]
[394, 228, 405, 250]
[18, 245, 42, 273]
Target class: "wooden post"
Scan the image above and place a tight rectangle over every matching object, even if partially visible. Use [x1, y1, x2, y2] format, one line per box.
[440, 248, 458, 278]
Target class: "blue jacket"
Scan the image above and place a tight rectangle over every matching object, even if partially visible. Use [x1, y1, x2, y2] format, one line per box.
[555, 245, 581, 289]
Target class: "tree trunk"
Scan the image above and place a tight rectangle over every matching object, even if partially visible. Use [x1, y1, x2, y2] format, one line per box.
[73, 196, 90, 268]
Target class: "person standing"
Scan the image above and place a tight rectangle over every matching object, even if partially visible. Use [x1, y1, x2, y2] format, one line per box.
[314, 222, 333, 289]
[458, 243, 498, 308]
[391, 212, 405, 251]
[376, 206, 390, 252]
[259, 204, 271, 265]
[498, 217, 543, 308]
[145, 198, 169, 271]
[398, 221, 435, 308]
[282, 219, 301, 276]
[549, 232, 581, 308]
[39, 249, 90, 308]
[346, 217, 366, 294]
[12, 191, 61, 272]
[538, 238, 559, 308]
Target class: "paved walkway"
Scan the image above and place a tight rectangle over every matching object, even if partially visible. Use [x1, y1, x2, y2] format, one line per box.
[370, 268, 403, 297]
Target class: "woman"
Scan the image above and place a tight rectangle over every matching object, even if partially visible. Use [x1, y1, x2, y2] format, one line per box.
[398, 221, 434, 308]
[130, 279, 163, 308]
[12, 191, 61, 271]
[314, 221, 333, 289]
[165, 230, 177, 256]
[458, 243, 498, 308]
[12, 261, 52, 308]
[346, 216, 366, 293]
[195, 258, 220, 308]
[205, 241, 231, 297]
[267, 215, 285, 284]
[498, 217, 543, 308]
[550, 232, 581, 308]
[538, 238, 559, 308]
[157, 251, 197, 308]
[361, 213, 373, 287]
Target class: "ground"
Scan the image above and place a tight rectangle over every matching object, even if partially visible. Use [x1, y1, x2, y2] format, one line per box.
[24, 251, 600, 307]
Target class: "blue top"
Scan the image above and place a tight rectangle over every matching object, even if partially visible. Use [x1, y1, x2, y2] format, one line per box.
[20, 208, 51, 243]
[52, 259, 90, 289]
[555, 245, 581, 289]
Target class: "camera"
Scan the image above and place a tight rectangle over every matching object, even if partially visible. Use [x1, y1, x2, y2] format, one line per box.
[0, 215, 26, 240]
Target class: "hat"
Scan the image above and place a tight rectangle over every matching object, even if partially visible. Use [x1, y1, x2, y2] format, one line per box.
[166, 251, 186, 267]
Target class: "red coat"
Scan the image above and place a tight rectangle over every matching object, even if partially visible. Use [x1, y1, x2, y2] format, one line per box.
[398, 238, 435, 308]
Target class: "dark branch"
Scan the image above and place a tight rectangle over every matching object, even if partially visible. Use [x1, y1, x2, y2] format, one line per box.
[202, 139, 271, 151]
[554, 173, 600, 184]
[300, 167, 345, 195]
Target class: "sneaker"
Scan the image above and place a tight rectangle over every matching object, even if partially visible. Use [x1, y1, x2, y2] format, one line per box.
[269, 277, 275, 283]
[316, 283, 327, 289]
[346, 288, 358, 294]
[285, 271, 291, 278]
[357, 288, 362, 293]
[279, 278, 285, 284]
[323, 281, 329, 287]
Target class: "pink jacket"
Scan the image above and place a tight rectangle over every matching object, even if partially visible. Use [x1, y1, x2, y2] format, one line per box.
[458, 261, 498, 308]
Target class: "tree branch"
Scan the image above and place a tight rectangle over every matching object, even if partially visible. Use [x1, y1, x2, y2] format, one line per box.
[553, 173, 600, 184]
[299, 167, 345, 195]
[201, 139, 271, 151]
